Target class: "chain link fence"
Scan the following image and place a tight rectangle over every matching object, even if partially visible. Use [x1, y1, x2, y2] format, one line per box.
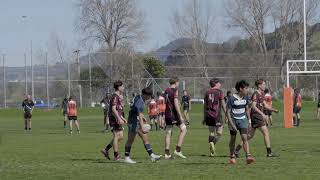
[1, 51, 320, 108]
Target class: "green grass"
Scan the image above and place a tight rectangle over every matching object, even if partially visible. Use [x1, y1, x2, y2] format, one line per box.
[1, 102, 320, 180]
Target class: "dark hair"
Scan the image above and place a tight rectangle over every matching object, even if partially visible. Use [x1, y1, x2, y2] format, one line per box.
[235, 80, 249, 92]
[183, 90, 187, 93]
[151, 95, 155, 99]
[113, 80, 123, 90]
[294, 88, 300, 94]
[255, 79, 265, 87]
[210, 78, 221, 88]
[227, 91, 232, 96]
[264, 88, 269, 94]
[142, 87, 153, 96]
[169, 77, 179, 85]
[69, 96, 73, 101]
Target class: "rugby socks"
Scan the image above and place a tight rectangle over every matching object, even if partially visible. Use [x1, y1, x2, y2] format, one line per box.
[208, 135, 220, 144]
[24, 121, 27, 130]
[235, 144, 242, 152]
[125, 144, 132, 157]
[208, 136, 215, 143]
[266, 147, 272, 155]
[105, 143, 113, 152]
[144, 144, 153, 156]
[64, 121, 66, 128]
[297, 119, 300, 126]
[165, 149, 170, 155]
[175, 146, 181, 153]
[114, 152, 119, 158]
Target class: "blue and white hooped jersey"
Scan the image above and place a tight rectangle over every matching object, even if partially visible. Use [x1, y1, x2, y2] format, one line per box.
[227, 94, 250, 120]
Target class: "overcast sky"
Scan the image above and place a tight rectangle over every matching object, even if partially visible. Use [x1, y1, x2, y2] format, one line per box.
[0, 0, 252, 66]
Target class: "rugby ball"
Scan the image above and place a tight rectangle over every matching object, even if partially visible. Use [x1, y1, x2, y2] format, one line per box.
[142, 124, 151, 133]
[101, 103, 106, 108]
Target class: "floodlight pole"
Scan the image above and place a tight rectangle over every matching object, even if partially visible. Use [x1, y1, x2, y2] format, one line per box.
[304, 0, 307, 71]
[24, 53, 28, 95]
[2, 54, 6, 108]
[74, 50, 83, 108]
[46, 52, 49, 109]
[88, 51, 92, 106]
[31, 40, 34, 101]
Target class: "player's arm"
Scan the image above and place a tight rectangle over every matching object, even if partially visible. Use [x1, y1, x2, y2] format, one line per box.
[251, 101, 265, 117]
[203, 93, 208, 125]
[173, 91, 184, 121]
[263, 101, 278, 113]
[138, 112, 148, 133]
[31, 101, 34, 113]
[221, 97, 227, 115]
[67, 103, 70, 114]
[246, 104, 252, 125]
[112, 105, 121, 121]
[22, 102, 25, 113]
[226, 107, 237, 131]
[251, 94, 265, 117]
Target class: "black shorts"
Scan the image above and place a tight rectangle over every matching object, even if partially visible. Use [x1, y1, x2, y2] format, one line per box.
[165, 117, 182, 126]
[103, 109, 108, 116]
[318, 103, 320, 108]
[110, 123, 123, 132]
[264, 110, 272, 116]
[251, 113, 266, 129]
[68, 116, 78, 121]
[24, 113, 32, 119]
[205, 116, 223, 127]
[158, 112, 165, 116]
[149, 115, 157, 119]
[109, 117, 124, 132]
[229, 128, 248, 135]
[183, 106, 189, 112]
[293, 106, 301, 114]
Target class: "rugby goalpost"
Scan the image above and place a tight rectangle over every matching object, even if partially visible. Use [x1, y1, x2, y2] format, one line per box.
[283, 0, 320, 128]
[284, 60, 320, 128]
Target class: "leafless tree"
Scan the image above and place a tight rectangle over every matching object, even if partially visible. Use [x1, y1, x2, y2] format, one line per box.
[271, 0, 320, 84]
[226, 0, 273, 77]
[76, 0, 145, 52]
[169, 0, 214, 79]
[227, 0, 272, 55]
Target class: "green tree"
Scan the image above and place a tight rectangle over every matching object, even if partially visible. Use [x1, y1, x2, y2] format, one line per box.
[142, 56, 166, 78]
[80, 67, 108, 89]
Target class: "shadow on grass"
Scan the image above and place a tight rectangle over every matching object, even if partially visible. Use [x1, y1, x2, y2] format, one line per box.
[71, 158, 148, 164]
[71, 158, 118, 164]
[181, 162, 227, 165]
[198, 154, 229, 158]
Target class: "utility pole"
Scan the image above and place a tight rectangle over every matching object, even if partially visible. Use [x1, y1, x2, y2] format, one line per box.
[89, 51, 93, 107]
[46, 52, 49, 109]
[74, 50, 83, 108]
[24, 53, 28, 95]
[2, 54, 6, 108]
[31, 40, 34, 101]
